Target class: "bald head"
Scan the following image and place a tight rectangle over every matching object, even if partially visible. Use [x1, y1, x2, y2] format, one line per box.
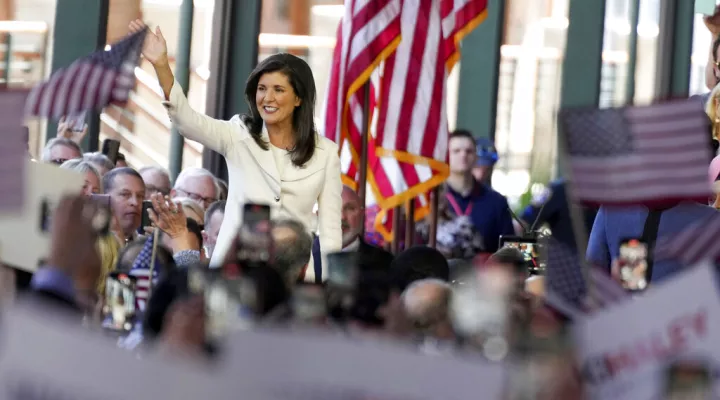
[402, 279, 452, 330]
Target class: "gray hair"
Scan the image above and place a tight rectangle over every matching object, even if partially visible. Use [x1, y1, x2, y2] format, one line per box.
[174, 167, 220, 200]
[401, 279, 452, 329]
[59, 159, 101, 187]
[172, 196, 206, 223]
[138, 165, 169, 177]
[83, 152, 115, 173]
[270, 219, 313, 287]
[41, 138, 82, 162]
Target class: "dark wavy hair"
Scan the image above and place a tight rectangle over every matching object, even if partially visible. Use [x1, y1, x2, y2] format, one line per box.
[241, 53, 317, 167]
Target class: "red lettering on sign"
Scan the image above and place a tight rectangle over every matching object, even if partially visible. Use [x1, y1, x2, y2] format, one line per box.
[599, 307, 708, 378]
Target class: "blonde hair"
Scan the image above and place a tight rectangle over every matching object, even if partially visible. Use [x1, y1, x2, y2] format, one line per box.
[59, 159, 101, 185]
[96, 234, 121, 294]
[706, 83, 720, 140]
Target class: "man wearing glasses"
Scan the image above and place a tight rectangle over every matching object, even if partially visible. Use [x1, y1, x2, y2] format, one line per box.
[40, 137, 82, 165]
[139, 166, 172, 199]
[170, 167, 219, 209]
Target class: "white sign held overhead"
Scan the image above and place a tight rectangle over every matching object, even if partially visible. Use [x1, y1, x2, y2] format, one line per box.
[696, 0, 718, 15]
[0, 160, 83, 273]
[574, 261, 720, 400]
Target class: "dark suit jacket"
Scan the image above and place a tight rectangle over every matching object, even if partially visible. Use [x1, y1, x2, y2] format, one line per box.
[312, 236, 394, 282]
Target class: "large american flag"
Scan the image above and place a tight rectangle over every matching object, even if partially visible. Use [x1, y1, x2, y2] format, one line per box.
[130, 233, 160, 312]
[25, 27, 147, 119]
[655, 212, 720, 266]
[322, 0, 487, 242]
[322, 0, 401, 189]
[545, 239, 629, 317]
[559, 99, 711, 207]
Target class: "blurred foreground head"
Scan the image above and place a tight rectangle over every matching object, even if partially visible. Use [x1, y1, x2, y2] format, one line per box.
[390, 246, 449, 292]
[402, 279, 454, 340]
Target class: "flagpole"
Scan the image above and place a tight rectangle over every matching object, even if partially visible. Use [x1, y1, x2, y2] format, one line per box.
[147, 228, 160, 301]
[428, 188, 439, 248]
[358, 82, 371, 237]
[556, 122, 595, 308]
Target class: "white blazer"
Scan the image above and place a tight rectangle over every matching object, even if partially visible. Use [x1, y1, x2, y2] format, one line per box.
[162, 80, 342, 280]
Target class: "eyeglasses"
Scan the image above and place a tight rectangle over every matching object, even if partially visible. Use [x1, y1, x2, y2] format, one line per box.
[145, 185, 170, 197]
[175, 188, 216, 206]
[50, 158, 69, 165]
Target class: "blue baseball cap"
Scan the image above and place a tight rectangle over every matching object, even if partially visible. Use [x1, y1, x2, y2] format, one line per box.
[475, 138, 498, 167]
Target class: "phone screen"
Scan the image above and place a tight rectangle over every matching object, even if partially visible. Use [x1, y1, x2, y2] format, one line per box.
[499, 236, 542, 275]
[139, 200, 153, 232]
[326, 252, 359, 289]
[665, 360, 712, 399]
[89, 194, 111, 235]
[102, 273, 137, 333]
[101, 139, 121, 165]
[188, 268, 246, 342]
[66, 111, 86, 132]
[291, 283, 327, 322]
[618, 238, 648, 291]
[238, 203, 272, 264]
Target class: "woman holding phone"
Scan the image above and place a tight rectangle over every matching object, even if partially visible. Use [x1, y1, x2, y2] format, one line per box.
[129, 21, 342, 280]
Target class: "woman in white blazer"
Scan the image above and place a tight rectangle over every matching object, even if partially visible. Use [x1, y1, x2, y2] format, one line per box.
[129, 21, 342, 280]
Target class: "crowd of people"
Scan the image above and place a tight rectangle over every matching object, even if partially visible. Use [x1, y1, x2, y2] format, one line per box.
[10, 10, 720, 399]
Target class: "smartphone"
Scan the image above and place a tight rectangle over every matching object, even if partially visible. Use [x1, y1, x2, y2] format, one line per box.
[618, 238, 649, 291]
[237, 203, 272, 265]
[101, 139, 121, 165]
[101, 272, 137, 333]
[664, 358, 713, 400]
[188, 267, 246, 342]
[66, 111, 86, 132]
[291, 282, 327, 323]
[139, 200, 153, 232]
[326, 252, 359, 290]
[325, 252, 359, 322]
[89, 194, 111, 235]
[499, 235, 543, 275]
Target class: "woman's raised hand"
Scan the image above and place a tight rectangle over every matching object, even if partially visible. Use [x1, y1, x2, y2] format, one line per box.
[129, 19, 168, 67]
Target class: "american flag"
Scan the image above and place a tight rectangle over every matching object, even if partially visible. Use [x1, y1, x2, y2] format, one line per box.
[25, 27, 147, 119]
[559, 99, 711, 207]
[130, 233, 159, 312]
[655, 212, 720, 266]
[322, 0, 401, 189]
[545, 239, 628, 317]
[323, 0, 487, 242]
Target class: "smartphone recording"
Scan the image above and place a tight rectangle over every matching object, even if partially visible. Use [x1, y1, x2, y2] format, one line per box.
[291, 282, 327, 323]
[237, 203, 272, 265]
[498, 236, 543, 275]
[89, 194, 111, 235]
[101, 139, 121, 165]
[618, 238, 648, 291]
[102, 272, 137, 333]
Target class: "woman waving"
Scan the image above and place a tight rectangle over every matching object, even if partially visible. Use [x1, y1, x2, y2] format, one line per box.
[129, 21, 342, 281]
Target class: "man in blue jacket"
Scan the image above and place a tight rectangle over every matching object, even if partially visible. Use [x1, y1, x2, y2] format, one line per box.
[586, 203, 718, 284]
[443, 130, 515, 253]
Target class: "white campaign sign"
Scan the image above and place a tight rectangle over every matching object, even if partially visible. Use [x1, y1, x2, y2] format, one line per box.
[0, 302, 223, 400]
[0, 160, 83, 272]
[220, 328, 507, 400]
[0, 301, 506, 400]
[574, 261, 720, 400]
